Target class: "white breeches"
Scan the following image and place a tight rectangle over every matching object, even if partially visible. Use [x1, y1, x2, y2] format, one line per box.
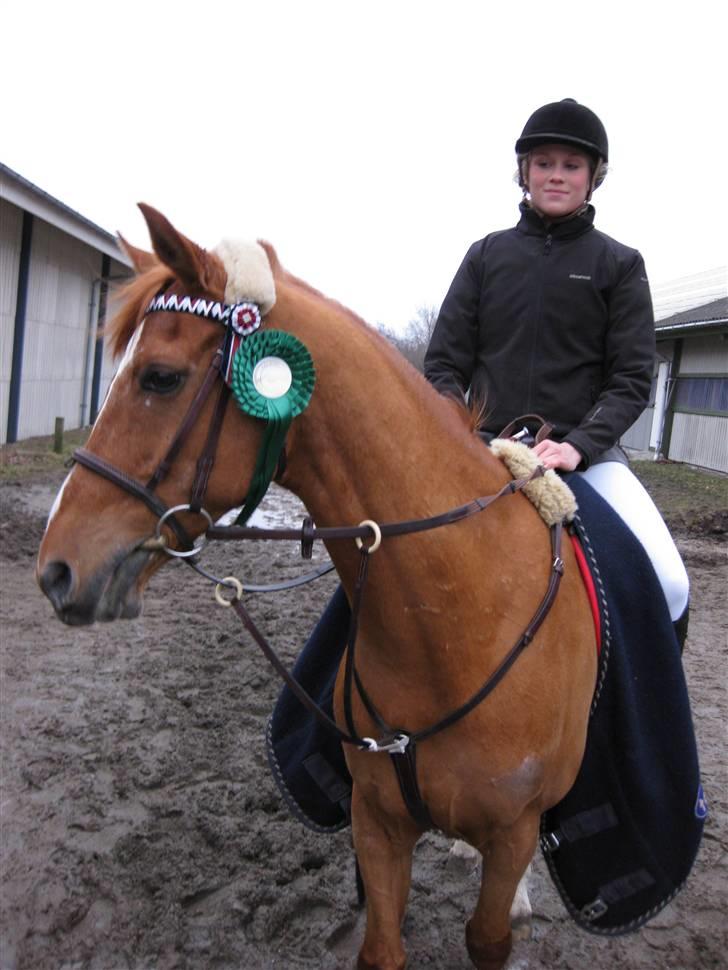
[579, 462, 689, 621]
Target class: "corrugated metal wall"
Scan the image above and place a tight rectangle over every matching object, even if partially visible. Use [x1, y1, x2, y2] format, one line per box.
[678, 334, 728, 374]
[621, 406, 653, 451]
[665, 335, 728, 471]
[669, 413, 728, 473]
[18, 218, 99, 439]
[1, 202, 124, 444]
[0, 200, 22, 440]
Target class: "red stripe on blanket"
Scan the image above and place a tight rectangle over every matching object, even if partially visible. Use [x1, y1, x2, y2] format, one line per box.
[570, 533, 601, 655]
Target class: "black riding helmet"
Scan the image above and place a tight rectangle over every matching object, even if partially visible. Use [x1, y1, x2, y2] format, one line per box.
[516, 98, 608, 163]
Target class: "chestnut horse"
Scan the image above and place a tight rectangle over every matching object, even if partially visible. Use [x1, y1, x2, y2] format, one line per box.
[37, 206, 596, 970]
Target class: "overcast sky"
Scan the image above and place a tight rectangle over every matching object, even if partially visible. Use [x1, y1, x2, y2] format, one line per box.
[2, 1, 726, 332]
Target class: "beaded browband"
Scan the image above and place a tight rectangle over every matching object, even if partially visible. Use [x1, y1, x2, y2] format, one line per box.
[144, 292, 263, 337]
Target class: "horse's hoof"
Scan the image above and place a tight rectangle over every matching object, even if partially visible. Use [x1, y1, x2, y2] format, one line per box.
[446, 839, 481, 876]
[511, 914, 532, 943]
[357, 953, 406, 970]
[465, 923, 512, 970]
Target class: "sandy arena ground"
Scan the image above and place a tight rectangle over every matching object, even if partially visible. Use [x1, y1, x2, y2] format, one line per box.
[1, 473, 726, 969]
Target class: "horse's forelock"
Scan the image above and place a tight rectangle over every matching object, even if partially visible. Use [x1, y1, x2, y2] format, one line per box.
[106, 265, 174, 359]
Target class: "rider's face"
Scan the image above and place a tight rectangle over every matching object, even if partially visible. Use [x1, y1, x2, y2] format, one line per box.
[526, 145, 591, 218]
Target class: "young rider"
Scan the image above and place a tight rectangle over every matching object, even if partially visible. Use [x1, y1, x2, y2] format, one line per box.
[424, 98, 689, 642]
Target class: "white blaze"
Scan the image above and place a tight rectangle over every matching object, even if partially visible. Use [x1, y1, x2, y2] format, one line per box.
[47, 320, 149, 528]
[47, 470, 72, 527]
[95, 319, 147, 421]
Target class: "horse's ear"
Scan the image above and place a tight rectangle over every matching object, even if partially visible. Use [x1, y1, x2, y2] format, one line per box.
[118, 233, 158, 275]
[258, 240, 282, 276]
[137, 203, 208, 291]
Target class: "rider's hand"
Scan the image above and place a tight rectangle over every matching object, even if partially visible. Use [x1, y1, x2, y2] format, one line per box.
[532, 439, 582, 472]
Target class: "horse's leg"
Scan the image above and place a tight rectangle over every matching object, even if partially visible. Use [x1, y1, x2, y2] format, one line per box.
[352, 787, 420, 970]
[465, 815, 539, 970]
[509, 863, 533, 941]
[447, 841, 532, 939]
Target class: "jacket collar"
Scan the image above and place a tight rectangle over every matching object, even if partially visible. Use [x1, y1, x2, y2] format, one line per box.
[517, 201, 595, 240]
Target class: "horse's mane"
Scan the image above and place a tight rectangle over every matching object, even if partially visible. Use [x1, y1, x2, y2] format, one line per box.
[105, 239, 483, 438]
[106, 263, 173, 358]
[259, 240, 481, 437]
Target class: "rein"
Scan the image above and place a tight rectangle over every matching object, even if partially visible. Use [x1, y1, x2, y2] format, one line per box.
[219, 515, 565, 751]
[209, 496, 564, 832]
[74, 286, 569, 828]
[74, 411, 561, 754]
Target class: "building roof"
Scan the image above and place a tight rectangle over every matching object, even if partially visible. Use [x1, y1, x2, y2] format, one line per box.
[0, 162, 131, 266]
[656, 296, 728, 338]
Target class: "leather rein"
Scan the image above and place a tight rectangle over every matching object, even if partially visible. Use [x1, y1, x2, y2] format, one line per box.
[73, 329, 567, 829]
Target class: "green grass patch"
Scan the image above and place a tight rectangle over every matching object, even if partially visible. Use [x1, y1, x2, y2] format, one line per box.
[0, 427, 90, 482]
[1, 434, 726, 524]
[631, 459, 728, 517]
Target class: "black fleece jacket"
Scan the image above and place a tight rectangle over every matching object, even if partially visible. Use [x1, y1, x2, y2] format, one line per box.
[424, 203, 655, 468]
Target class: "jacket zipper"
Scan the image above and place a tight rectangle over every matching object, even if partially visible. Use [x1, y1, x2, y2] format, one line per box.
[525, 236, 551, 412]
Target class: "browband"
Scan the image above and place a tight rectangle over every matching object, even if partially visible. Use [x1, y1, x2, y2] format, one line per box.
[144, 292, 262, 336]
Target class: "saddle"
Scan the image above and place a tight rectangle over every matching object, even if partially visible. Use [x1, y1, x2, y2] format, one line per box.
[266, 474, 705, 934]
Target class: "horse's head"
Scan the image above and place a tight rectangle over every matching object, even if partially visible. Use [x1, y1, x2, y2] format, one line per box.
[37, 205, 284, 625]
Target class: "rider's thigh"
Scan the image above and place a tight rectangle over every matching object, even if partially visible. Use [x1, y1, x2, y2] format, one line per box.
[579, 461, 689, 620]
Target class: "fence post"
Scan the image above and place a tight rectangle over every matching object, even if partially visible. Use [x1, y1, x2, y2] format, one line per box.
[54, 417, 64, 454]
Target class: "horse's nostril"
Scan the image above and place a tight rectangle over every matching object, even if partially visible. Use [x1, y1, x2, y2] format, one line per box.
[39, 560, 75, 610]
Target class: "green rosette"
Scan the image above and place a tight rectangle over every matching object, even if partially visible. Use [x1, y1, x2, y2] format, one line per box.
[230, 330, 315, 523]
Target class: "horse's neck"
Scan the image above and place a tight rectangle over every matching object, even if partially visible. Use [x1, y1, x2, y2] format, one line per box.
[280, 307, 518, 597]
[268, 290, 547, 695]
[289, 336, 497, 528]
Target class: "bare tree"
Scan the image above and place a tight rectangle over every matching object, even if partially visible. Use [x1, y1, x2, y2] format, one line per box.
[377, 305, 440, 373]
[401, 305, 439, 372]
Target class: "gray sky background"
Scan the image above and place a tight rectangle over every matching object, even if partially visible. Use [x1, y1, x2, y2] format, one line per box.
[2, 0, 726, 331]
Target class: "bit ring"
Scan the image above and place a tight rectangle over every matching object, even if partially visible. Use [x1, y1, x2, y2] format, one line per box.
[155, 504, 213, 558]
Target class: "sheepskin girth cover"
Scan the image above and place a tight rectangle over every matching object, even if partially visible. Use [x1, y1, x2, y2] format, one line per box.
[489, 437, 577, 525]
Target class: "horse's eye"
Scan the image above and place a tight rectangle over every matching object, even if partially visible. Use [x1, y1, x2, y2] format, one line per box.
[140, 368, 185, 394]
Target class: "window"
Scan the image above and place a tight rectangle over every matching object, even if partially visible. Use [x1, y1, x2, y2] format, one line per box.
[673, 376, 728, 416]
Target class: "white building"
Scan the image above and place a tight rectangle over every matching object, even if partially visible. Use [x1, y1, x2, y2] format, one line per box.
[3, 162, 726, 473]
[1, 163, 132, 444]
[622, 296, 728, 473]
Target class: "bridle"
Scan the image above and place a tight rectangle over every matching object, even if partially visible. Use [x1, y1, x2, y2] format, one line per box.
[71, 289, 567, 830]
[75, 343, 233, 550]
[74, 288, 265, 547]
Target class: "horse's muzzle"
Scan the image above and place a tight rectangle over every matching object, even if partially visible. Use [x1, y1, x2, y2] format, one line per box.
[37, 548, 148, 625]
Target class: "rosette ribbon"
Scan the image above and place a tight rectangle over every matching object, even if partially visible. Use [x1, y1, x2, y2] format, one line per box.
[230, 330, 315, 523]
